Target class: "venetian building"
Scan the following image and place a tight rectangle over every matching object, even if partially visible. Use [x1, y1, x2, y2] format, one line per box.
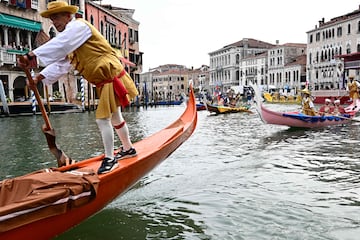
[306, 6, 360, 92]
[99, 3, 143, 85]
[0, 0, 42, 102]
[186, 65, 210, 96]
[239, 52, 268, 92]
[267, 43, 307, 92]
[0, 0, 141, 105]
[150, 64, 187, 103]
[208, 38, 274, 93]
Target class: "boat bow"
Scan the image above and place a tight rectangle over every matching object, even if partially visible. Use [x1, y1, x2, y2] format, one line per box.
[0, 85, 197, 239]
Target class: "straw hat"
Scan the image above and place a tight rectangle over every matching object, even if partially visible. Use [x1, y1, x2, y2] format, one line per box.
[300, 88, 311, 95]
[40, 1, 78, 18]
[325, 98, 331, 103]
[349, 76, 355, 81]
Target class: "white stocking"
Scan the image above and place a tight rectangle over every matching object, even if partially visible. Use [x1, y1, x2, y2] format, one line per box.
[111, 108, 132, 150]
[96, 118, 114, 158]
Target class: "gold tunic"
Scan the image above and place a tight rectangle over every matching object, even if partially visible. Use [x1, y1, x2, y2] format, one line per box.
[68, 19, 138, 119]
[348, 81, 360, 100]
[302, 97, 316, 116]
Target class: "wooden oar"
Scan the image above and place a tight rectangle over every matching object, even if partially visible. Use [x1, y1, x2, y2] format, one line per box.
[19, 56, 72, 167]
[336, 115, 360, 122]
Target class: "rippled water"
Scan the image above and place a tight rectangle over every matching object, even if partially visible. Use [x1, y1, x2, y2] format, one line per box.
[1, 104, 360, 239]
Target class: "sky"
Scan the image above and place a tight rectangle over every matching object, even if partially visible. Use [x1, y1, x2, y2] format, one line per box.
[100, 0, 360, 71]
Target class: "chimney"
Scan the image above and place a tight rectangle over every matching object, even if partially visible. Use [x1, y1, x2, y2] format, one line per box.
[243, 38, 249, 48]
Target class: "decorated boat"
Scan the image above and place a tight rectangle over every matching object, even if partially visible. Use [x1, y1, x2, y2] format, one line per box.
[196, 101, 206, 111]
[206, 103, 253, 114]
[252, 83, 359, 128]
[258, 103, 358, 128]
[0, 85, 197, 239]
[154, 100, 183, 106]
[263, 92, 301, 104]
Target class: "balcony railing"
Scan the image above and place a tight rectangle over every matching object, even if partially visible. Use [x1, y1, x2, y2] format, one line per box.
[0, 48, 28, 66]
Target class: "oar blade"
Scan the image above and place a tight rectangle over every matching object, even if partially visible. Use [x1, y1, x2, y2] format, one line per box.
[42, 126, 72, 167]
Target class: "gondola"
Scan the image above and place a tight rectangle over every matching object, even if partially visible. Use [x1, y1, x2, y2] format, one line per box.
[251, 83, 359, 128]
[0, 84, 197, 239]
[206, 103, 253, 114]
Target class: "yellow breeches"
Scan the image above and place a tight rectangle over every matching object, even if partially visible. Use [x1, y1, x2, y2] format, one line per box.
[96, 83, 119, 119]
[120, 71, 139, 100]
[95, 73, 139, 119]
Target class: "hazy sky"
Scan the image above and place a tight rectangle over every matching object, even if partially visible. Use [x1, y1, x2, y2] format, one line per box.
[100, 0, 360, 71]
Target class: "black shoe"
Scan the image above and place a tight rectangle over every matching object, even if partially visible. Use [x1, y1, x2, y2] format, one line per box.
[97, 157, 119, 174]
[115, 147, 137, 160]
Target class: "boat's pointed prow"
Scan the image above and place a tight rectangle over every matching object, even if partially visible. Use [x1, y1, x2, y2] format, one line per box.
[0, 83, 198, 239]
[249, 83, 266, 122]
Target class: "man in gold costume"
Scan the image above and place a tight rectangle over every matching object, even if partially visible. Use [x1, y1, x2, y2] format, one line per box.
[300, 88, 317, 116]
[18, 1, 138, 174]
[347, 76, 360, 110]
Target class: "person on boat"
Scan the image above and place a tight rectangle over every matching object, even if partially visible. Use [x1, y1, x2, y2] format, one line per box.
[300, 88, 317, 116]
[17, 1, 138, 174]
[347, 76, 360, 109]
[331, 99, 345, 115]
[318, 98, 333, 116]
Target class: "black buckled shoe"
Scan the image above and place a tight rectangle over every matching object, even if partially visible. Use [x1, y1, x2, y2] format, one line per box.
[97, 157, 119, 174]
[115, 147, 137, 160]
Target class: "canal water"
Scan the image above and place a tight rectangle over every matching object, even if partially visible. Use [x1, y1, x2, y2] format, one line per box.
[1, 103, 360, 240]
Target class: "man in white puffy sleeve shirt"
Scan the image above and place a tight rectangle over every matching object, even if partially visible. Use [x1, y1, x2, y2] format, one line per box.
[17, 1, 139, 174]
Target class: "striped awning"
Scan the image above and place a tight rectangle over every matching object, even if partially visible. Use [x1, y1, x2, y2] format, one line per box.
[0, 13, 41, 32]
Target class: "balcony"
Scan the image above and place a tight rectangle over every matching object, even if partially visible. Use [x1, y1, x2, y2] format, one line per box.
[0, 48, 28, 66]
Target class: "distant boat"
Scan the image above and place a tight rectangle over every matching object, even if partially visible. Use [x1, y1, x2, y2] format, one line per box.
[155, 100, 183, 106]
[257, 103, 358, 128]
[196, 101, 206, 111]
[206, 103, 253, 114]
[251, 82, 359, 128]
[263, 92, 302, 104]
[0, 101, 82, 116]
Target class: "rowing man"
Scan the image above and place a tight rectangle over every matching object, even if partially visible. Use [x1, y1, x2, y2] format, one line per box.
[300, 88, 317, 116]
[347, 76, 360, 110]
[17, 1, 138, 174]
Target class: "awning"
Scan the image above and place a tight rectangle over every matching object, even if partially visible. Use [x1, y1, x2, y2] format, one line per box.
[336, 52, 360, 70]
[0, 13, 41, 32]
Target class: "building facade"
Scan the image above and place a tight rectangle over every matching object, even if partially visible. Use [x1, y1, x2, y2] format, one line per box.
[306, 7, 360, 92]
[0, 0, 142, 105]
[267, 43, 307, 92]
[208, 38, 274, 93]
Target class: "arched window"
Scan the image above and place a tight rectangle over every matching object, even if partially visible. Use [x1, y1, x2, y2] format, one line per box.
[90, 15, 94, 25]
[100, 21, 104, 35]
[346, 43, 351, 54]
[118, 31, 122, 47]
[236, 54, 240, 64]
